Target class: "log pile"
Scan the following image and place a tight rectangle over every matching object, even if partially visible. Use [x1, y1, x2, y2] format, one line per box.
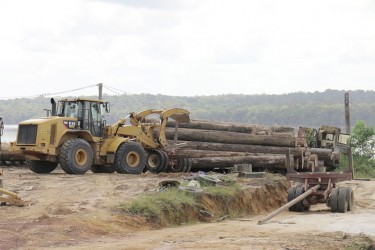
[166, 119, 340, 172]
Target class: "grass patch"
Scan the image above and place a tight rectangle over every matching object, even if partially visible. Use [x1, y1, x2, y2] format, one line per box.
[338, 154, 375, 178]
[204, 183, 240, 198]
[121, 188, 197, 218]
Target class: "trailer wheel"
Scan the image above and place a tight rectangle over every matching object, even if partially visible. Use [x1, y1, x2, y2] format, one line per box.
[160, 151, 169, 172]
[346, 187, 354, 211]
[91, 165, 115, 173]
[27, 160, 58, 173]
[169, 157, 187, 172]
[185, 158, 192, 172]
[59, 139, 93, 174]
[338, 188, 349, 213]
[114, 142, 146, 174]
[145, 149, 166, 173]
[287, 187, 297, 211]
[294, 186, 305, 212]
[329, 188, 339, 212]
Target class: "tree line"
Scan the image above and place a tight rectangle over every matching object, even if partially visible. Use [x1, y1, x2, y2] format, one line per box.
[1, 89, 374, 130]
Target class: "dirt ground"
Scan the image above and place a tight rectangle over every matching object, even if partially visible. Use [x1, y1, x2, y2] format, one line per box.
[0, 165, 374, 250]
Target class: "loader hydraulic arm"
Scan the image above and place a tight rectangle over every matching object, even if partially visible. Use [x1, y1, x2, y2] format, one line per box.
[158, 108, 190, 147]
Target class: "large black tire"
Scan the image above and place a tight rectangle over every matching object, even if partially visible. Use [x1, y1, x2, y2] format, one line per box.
[59, 139, 93, 174]
[27, 160, 58, 173]
[346, 187, 354, 211]
[330, 188, 339, 212]
[294, 186, 305, 212]
[145, 149, 166, 173]
[287, 186, 297, 211]
[114, 142, 146, 174]
[185, 158, 192, 172]
[91, 165, 115, 173]
[160, 151, 169, 172]
[338, 188, 348, 213]
[169, 157, 186, 173]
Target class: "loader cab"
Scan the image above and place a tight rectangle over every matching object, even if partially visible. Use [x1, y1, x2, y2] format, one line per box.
[56, 98, 110, 137]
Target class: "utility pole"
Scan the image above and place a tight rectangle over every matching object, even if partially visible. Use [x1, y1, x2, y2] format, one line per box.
[98, 83, 103, 100]
[345, 92, 351, 134]
[344, 92, 354, 178]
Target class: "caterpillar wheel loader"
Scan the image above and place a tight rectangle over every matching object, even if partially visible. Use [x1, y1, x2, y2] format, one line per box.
[10, 98, 190, 175]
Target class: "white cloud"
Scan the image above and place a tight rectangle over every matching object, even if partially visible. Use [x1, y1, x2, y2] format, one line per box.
[0, 0, 374, 98]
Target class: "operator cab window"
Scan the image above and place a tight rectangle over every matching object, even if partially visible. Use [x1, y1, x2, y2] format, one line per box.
[323, 133, 334, 141]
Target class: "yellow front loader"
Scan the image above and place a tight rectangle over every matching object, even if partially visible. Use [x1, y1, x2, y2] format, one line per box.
[11, 98, 190, 175]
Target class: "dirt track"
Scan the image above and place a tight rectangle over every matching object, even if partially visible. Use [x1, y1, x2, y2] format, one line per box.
[0, 166, 374, 249]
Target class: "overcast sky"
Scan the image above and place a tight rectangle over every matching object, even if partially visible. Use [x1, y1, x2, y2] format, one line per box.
[0, 0, 374, 98]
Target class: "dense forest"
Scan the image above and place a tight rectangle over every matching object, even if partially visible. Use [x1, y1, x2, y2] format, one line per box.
[1, 89, 374, 130]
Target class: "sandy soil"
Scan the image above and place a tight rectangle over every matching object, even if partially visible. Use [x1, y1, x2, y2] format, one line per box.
[0, 166, 374, 250]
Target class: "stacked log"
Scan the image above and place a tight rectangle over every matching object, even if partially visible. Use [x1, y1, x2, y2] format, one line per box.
[166, 119, 339, 171]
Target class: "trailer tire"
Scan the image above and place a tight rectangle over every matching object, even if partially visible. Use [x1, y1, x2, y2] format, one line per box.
[294, 186, 305, 212]
[114, 142, 146, 174]
[185, 158, 192, 172]
[287, 187, 297, 211]
[59, 139, 93, 174]
[169, 157, 186, 172]
[330, 188, 339, 212]
[91, 165, 115, 173]
[346, 187, 354, 211]
[145, 149, 166, 173]
[338, 188, 349, 213]
[27, 160, 58, 173]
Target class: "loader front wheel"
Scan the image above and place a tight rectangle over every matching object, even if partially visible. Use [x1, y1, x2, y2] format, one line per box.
[59, 139, 93, 174]
[114, 142, 146, 174]
[27, 160, 58, 173]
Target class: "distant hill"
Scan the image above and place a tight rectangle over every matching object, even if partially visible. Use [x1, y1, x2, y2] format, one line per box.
[1, 89, 374, 130]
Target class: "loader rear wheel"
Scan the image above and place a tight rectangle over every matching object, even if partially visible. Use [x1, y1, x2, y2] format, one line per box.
[145, 150, 166, 173]
[91, 165, 115, 173]
[338, 188, 349, 213]
[330, 188, 339, 212]
[114, 142, 146, 174]
[27, 160, 58, 173]
[287, 186, 297, 211]
[59, 138, 93, 174]
[160, 151, 169, 172]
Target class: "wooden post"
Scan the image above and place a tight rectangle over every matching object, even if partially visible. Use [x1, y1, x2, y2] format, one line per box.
[344, 92, 351, 134]
[257, 184, 321, 225]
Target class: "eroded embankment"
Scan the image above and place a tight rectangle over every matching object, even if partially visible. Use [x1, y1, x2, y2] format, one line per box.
[123, 175, 290, 228]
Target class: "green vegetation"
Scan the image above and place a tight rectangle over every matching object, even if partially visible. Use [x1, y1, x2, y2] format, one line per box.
[338, 120, 375, 178]
[121, 188, 197, 218]
[1, 90, 375, 129]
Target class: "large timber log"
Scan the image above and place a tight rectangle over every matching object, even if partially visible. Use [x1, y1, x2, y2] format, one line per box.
[166, 119, 295, 136]
[165, 128, 297, 147]
[307, 147, 340, 167]
[190, 155, 294, 170]
[174, 141, 305, 155]
[177, 149, 261, 158]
